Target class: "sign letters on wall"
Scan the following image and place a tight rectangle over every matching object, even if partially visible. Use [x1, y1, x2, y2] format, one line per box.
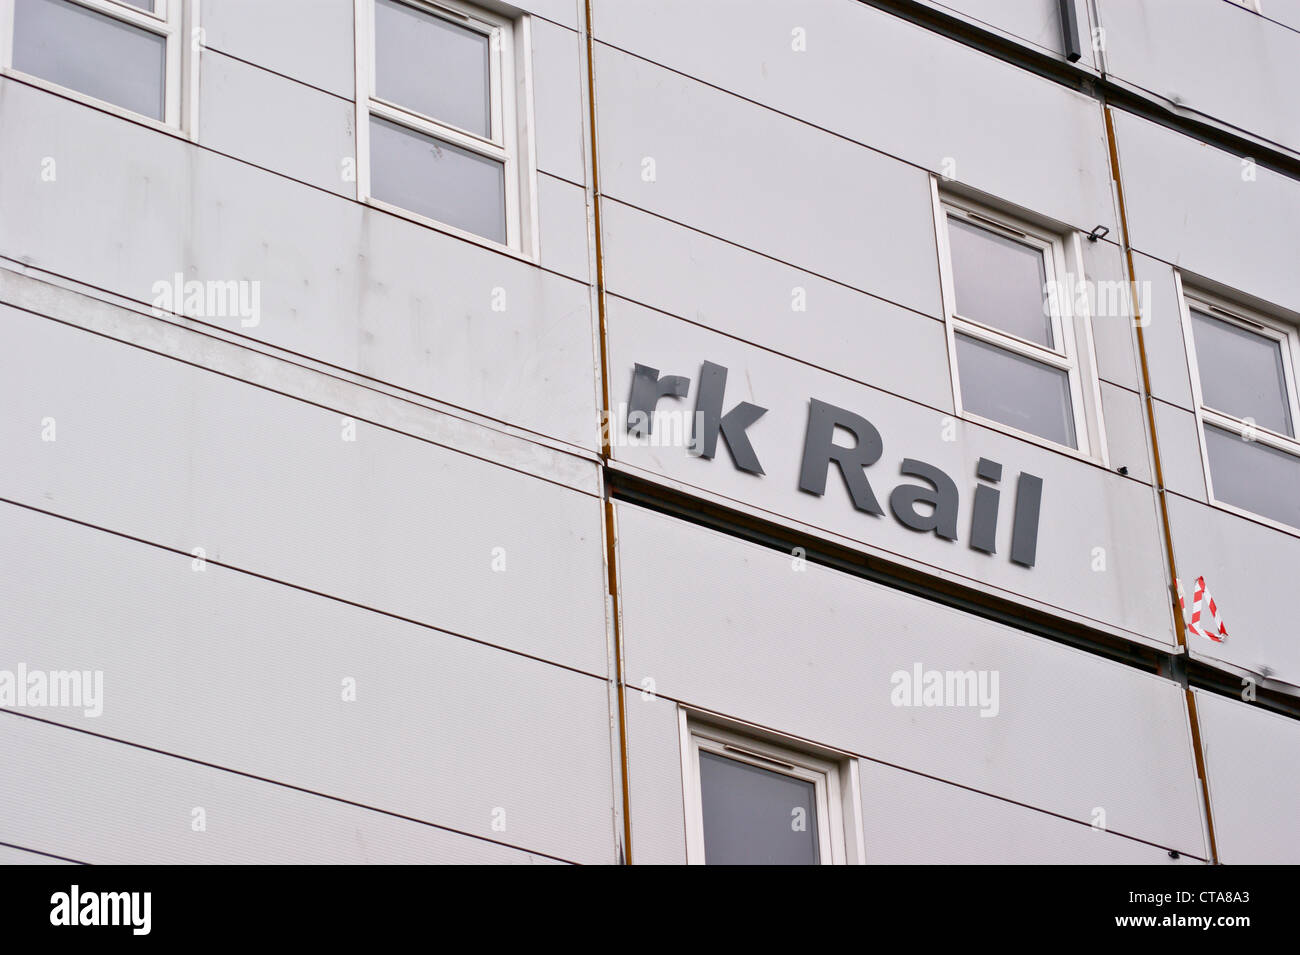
[628, 362, 1044, 567]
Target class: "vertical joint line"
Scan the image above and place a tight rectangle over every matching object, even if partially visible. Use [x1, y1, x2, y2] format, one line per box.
[584, 0, 613, 463]
[584, 0, 632, 864]
[1102, 103, 1218, 864]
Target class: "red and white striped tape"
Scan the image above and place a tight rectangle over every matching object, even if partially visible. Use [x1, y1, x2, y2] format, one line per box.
[1176, 576, 1228, 643]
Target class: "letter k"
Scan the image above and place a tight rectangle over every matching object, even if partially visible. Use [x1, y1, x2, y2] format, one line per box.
[692, 361, 767, 474]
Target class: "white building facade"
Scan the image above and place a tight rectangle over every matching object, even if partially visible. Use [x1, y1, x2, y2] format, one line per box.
[1, 0, 1298, 864]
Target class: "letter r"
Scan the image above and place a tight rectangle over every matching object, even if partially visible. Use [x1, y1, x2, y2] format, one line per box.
[798, 398, 884, 515]
[627, 363, 689, 438]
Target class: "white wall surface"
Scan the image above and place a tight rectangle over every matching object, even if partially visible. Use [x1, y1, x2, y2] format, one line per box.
[592, 0, 1116, 234]
[600, 200, 953, 413]
[607, 297, 1175, 647]
[0, 76, 600, 450]
[1097, 0, 1300, 155]
[0, 301, 610, 677]
[858, 760, 1200, 864]
[1195, 689, 1300, 864]
[592, 43, 943, 318]
[1167, 495, 1300, 689]
[1113, 109, 1300, 317]
[615, 502, 1207, 857]
[0, 712, 564, 864]
[0, 502, 617, 863]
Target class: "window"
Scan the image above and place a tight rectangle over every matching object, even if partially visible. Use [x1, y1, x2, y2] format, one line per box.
[2, 0, 190, 127]
[1182, 287, 1300, 531]
[680, 716, 862, 865]
[356, 0, 535, 253]
[934, 190, 1104, 457]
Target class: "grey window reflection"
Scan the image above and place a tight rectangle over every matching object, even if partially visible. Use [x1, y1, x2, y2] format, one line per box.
[1205, 425, 1300, 529]
[369, 116, 506, 244]
[956, 333, 1077, 447]
[699, 751, 819, 865]
[1191, 310, 1293, 437]
[375, 0, 492, 139]
[13, 0, 166, 120]
[118, 0, 154, 10]
[948, 216, 1053, 347]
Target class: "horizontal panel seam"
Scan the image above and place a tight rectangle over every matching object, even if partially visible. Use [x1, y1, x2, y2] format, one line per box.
[0, 495, 611, 684]
[0, 287, 602, 496]
[590, 39, 1117, 233]
[0, 74, 585, 278]
[602, 198, 944, 324]
[0, 840, 88, 865]
[607, 467, 1173, 646]
[0, 709, 582, 865]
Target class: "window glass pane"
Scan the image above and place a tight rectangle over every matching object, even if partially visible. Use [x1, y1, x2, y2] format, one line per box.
[698, 751, 819, 865]
[1205, 425, 1300, 529]
[956, 333, 1077, 447]
[374, 0, 492, 139]
[118, 0, 154, 10]
[369, 116, 506, 244]
[947, 216, 1053, 347]
[13, 0, 166, 120]
[1190, 310, 1293, 437]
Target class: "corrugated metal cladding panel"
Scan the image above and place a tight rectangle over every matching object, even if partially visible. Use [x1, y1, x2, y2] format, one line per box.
[1194, 690, 1300, 864]
[592, 44, 942, 319]
[591, 0, 1115, 235]
[0, 715, 563, 864]
[1152, 404, 1208, 505]
[204, 7, 588, 187]
[0, 503, 616, 864]
[200, 1, 585, 100]
[1167, 495, 1300, 690]
[1130, 252, 1195, 412]
[198, 50, 356, 197]
[614, 502, 1207, 857]
[531, 17, 590, 186]
[599, 201, 954, 413]
[1099, 382, 1152, 485]
[1113, 110, 1300, 317]
[202, 0, 357, 98]
[0, 79, 599, 451]
[202, 1, 587, 173]
[859, 761, 1199, 864]
[1079, 236, 1142, 395]
[623, 690, 688, 866]
[607, 297, 1176, 647]
[0, 305, 608, 677]
[1097, 0, 1300, 157]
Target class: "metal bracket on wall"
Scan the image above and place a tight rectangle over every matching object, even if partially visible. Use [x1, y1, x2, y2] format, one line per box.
[1059, 0, 1083, 63]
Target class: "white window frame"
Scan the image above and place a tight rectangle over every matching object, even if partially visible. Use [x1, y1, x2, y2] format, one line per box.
[1179, 278, 1300, 534]
[354, 0, 538, 259]
[0, 0, 197, 135]
[932, 182, 1108, 463]
[679, 711, 864, 865]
